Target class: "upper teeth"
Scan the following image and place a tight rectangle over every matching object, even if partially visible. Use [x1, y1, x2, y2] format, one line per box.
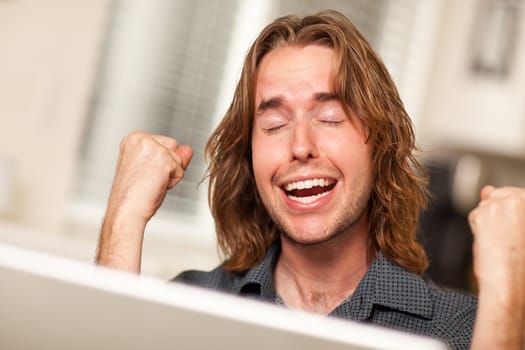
[284, 178, 333, 191]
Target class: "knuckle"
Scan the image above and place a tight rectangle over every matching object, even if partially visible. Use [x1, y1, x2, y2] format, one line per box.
[168, 137, 179, 149]
[120, 131, 146, 150]
[162, 160, 175, 174]
[128, 130, 147, 142]
[507, 196, 525, 211]
[467, 209, 478, 226]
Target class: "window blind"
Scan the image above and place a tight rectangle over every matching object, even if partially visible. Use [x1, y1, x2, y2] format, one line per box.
[73, 0, 439, 225]
[74, 0, 239, 218]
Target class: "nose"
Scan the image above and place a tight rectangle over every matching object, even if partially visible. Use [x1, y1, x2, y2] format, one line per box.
[291, 119, 319, 161]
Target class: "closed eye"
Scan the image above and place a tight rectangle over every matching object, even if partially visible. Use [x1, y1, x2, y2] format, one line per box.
[264, 124, 286, 133]
[257, 111, 289, 134]
[314, 102, 346, 126]
[320, 119, 345, 125]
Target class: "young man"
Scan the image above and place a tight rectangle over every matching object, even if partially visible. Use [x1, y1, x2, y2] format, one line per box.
[96, 10, 525, 350]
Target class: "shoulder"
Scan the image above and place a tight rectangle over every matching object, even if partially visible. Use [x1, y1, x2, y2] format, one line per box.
[371, 252, 477, 322]
[374, 252, 477, 317]
[173, 241, 281, 298]
[408, 277, 477, 350]
[426, 281, 478, 339]
[428, 281, 478, 317]
[370, 252, 477, 349]
[172, 265, 246, 294]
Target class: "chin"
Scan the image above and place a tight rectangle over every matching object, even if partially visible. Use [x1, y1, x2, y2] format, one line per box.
[280, 229, 340, 247]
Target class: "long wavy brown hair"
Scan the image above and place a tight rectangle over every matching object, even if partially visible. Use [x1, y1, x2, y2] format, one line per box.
[205, 10, 429, 274]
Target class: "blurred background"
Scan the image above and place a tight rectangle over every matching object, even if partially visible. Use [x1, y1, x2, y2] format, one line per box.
[1, 0, 524, 292]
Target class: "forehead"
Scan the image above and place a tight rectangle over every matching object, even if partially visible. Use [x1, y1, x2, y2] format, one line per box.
[255, 45, 335, 101]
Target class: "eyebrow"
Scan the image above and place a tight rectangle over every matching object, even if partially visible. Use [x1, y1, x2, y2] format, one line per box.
[256, 97, 283, 115]
[314, 92, 338, 102]
[255, 92, 338, 115]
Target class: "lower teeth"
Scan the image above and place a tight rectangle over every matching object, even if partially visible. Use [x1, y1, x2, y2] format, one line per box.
[288, 191, 330, 204]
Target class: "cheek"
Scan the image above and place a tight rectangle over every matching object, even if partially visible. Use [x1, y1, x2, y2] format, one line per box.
[251, 148, 282, 209]
[324, 134, 373, 172]
[251, 136, 277, 188]
[251, 155, 265, 191]
[252, 137, 286, 192]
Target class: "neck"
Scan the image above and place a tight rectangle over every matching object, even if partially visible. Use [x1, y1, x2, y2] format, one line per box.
[274, 224, 373, 315]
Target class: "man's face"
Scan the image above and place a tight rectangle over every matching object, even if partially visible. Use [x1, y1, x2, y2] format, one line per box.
[251, 44, 374, 245]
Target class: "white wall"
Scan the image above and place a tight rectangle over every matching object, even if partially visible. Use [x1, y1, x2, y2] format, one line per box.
[419, 0, 525, 157]
[0, 0, 222, 279]
[1, 0, 525, 279]
[0, 0, 110, 234]
[0, 1, 114, 271]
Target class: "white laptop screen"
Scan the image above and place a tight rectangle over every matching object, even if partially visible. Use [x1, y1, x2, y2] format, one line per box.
[0, 243, 448, 350]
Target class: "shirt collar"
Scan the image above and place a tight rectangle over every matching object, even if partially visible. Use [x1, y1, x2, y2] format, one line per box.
[336, 251, 434, 321]
[234, 241, 280, 301]
[233, 243, 434, 321]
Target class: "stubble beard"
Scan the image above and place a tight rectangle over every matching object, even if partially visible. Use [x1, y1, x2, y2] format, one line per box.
[267, 187, 372, 248]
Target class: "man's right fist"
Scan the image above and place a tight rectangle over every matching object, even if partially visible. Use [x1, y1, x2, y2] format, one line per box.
[108, 131, 193, 224]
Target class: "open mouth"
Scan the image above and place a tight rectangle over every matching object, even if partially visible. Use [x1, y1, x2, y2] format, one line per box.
[283, 178, 336, 204]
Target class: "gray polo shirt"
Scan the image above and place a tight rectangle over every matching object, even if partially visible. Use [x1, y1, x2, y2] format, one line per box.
[175, 242, 477, 350]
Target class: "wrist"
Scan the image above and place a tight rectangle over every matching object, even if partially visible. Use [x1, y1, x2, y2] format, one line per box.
[102, 206, 148, 239]
[96, 208, 148, 273]
[473, 286, 525, 350]
[478, 282, 525, 331]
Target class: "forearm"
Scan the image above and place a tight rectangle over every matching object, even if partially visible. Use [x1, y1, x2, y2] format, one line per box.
[471, 283, 525, 349]
[94, 132, 193, 273]
[95, 210, 147, 273]
[468, 186, 525, 350]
